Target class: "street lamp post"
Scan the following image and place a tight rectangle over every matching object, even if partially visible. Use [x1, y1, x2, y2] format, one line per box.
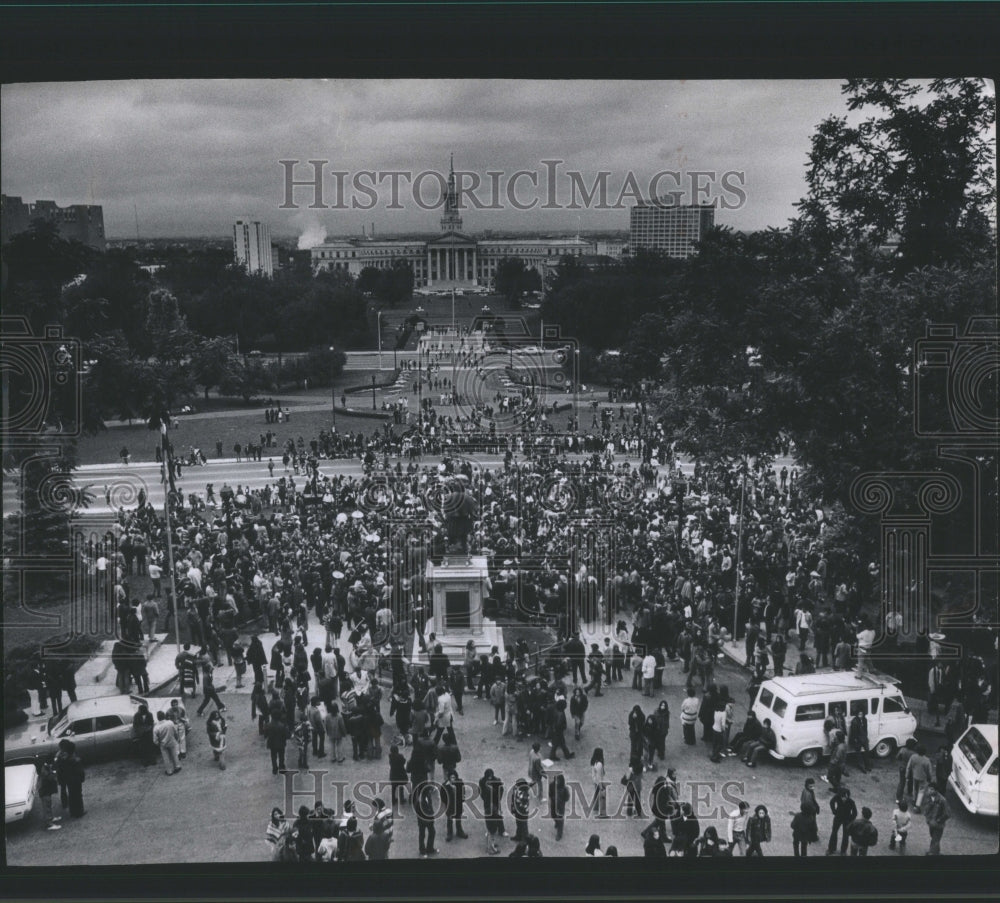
[372, 373, 377, 411]
[377, 309, 383, 370]
[733, 459, 747, 644]
[329, 346, 337, 428]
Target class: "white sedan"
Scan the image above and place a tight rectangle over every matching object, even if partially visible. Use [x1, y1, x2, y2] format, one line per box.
[5, 764, 38, 824]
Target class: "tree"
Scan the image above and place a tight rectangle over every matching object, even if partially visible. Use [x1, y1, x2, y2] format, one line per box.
[494, 257, 540, 307]
[190, 336, 238, 400]
[799, 78, 996, 272]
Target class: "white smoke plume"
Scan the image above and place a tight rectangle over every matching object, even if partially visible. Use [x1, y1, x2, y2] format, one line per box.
[296, 218, 327, 250]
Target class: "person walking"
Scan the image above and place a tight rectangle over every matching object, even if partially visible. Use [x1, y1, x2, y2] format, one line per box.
[847, 806, 878, 856]
[709, 702, 727, 763]
[479, 768, 506, 854]
[153, 710, 182, 776]
[207, 710, 227, 770]
[549, 698, 574, 761]
[745, 804, 771, 857]
[907, 744, 933, 812]
[388, 741, 409, 809]
[922, 784, 951, 855]
[196, 661, 226, 717]
[591, 747, 608, 819]
[826, 786, 857, 855]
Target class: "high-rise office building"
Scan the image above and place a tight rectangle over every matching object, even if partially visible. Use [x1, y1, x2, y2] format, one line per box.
[233, 218, 273, 277]
[629, 201, 715, 258]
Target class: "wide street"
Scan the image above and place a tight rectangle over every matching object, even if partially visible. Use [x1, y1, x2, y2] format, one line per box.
[6, 634, 997, 863]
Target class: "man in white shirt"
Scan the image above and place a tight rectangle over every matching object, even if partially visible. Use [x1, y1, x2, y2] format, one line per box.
[642, 653, 656, 697]
[856, 622, 875, 674]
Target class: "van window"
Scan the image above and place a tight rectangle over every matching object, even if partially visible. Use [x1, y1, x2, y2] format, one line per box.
[988, 759, 998, 777]
[771, 696, 788, 718]
[882, 696, 906, 714]
[759, 688, 774, 710]
[958, 727, 995, 772]
[870, 698, 880, 713]
[850, 699, 868, 717]
[795, 703, 826, 722]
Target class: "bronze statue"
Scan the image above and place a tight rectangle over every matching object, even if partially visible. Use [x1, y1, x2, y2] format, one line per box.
[441, 476, 478, 555]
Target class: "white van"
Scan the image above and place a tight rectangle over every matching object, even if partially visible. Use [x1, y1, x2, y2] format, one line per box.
[750, 670, 917, 767]
[949, 723, 998, 817]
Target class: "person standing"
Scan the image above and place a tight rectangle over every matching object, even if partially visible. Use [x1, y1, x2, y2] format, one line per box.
[266, 716, 289, 775]
[443, 769, 469, 841]
[511, 779, 532, 842]
[790, 801, 818, 857]
[570, 687, 589, 741]
[680, 687, 699, 745]
[549, 772, 569, 841]
[652, 699, 670, 760]
[549, 698, 574, 761]
[153, 711, 182, 775]
[247, 635, 268, 688]
[709, 702, 727, 763]
[623, 754, 644, 818]
[889, 800, 911, 854]
[528, 742, 546, 800]
[207, 710, 227, 770]
[324, 702, 347, 764]
[921, 784, 951, 855]
[55, 739, 85, 818]
[590, 747, 608, 819]
[848, 709, 871, 774]
[166, 698, 190, 760]
[726, 801, 750, 856]
[307, 697, 325, 759]
[132, 702, 156, 766]
[826, 786, 857, 856]
[479, 768, 506, 854]
[38, 758, 62, 831]
[847, 806, 878, 856]
[895, 738, 917, 803]
[415, 781, 439, 858]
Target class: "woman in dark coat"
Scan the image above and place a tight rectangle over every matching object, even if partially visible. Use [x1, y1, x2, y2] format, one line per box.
[548, 773, 569, 840]
[746, 804, 772, 856]
[627, 705, 646, 760]
[54, 739, 86, 817]
[699, 684, 719, 742]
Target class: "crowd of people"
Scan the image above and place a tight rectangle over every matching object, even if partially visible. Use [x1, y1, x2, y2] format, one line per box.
[16, 368, 994, 859]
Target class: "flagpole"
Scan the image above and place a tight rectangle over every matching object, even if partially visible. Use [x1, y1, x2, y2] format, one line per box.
[733, 460, 747, 646]
[161, 422, 182, 652]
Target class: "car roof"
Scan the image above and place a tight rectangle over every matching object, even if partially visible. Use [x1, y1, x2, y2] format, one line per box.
[763, 670, 902, 698]
[59, 695, 140, 719]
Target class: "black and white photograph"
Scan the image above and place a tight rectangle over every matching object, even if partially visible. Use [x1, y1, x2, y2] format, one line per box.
[1, 6, 997, 895]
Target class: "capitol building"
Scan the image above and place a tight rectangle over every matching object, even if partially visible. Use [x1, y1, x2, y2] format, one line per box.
[310, 157, 595, 291]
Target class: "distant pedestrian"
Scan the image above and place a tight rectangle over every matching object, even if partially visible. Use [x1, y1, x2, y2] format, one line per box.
[745, 804, 771, 857]
[38, 758, 62, 831]
[196, 661, 226, 716]
[889, 800, 911, 853]
[55, 739, 85, 818]
[266, 717, 290, 775]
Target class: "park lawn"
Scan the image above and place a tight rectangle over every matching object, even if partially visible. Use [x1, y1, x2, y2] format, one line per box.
[75, 406, 393, 466]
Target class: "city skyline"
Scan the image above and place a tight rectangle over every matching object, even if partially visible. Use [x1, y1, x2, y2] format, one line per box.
[2, 79, 867, 242]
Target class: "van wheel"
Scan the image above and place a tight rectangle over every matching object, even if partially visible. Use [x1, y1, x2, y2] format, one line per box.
[799, 748, 821, 768]
[874, 738, 896, 759]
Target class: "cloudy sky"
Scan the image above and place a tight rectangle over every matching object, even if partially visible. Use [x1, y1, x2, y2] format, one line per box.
[2, 79, 861, 243]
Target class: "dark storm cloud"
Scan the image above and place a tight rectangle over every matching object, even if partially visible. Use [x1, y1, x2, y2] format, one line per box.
[2, 79, 850, 239]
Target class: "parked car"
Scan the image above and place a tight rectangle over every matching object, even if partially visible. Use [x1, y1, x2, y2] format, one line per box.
[3, 695, 166, 766]
[949, 723, 998, 817]
[5, 763, 39, 824]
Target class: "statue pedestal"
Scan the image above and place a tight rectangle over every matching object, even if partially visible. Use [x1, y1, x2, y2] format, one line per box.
[412, 555, 504, 664]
